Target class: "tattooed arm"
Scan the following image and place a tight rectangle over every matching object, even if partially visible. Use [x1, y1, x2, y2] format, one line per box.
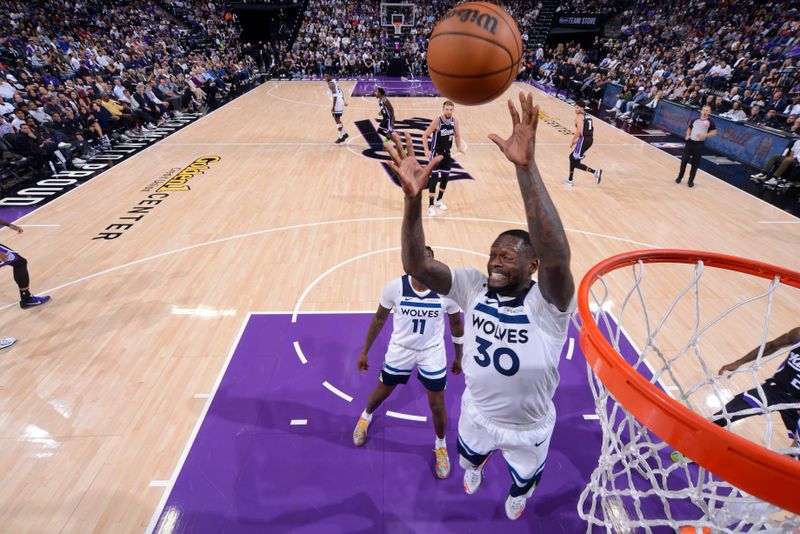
[386, 132, 452, 294]
[489, 93, 574, 311]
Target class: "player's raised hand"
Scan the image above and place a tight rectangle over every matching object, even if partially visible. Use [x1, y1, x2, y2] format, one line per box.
[488, 92, 539, 169]
[387, 131, 443, 198]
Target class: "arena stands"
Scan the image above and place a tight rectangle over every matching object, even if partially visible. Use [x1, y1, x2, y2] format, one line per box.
[0, 0, 257, 194]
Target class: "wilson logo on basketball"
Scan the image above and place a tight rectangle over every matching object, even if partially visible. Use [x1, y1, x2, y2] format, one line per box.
[441, 8, 498, 34]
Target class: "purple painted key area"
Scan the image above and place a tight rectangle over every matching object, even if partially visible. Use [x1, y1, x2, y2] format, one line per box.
[153, 312, 700, 532]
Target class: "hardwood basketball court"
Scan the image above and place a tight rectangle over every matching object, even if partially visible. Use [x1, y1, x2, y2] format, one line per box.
[0, 81, 797, 532]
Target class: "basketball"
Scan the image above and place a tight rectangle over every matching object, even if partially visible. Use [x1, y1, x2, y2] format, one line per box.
[427, 2, 522, 105]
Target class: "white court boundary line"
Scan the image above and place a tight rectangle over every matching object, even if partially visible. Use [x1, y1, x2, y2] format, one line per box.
[290, 245, 489, 323]
[292, 341, 308, 364]
[0, 216, 659, 312]
[146, 311, 251, 534]
[387, 411, 428, 422]
[322, 380, 353, 402]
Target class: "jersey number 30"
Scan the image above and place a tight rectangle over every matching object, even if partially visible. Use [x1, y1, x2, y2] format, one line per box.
[474, 336, 519, 376]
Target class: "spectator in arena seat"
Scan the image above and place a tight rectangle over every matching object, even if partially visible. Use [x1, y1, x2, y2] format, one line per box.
[720, 101, 747, 122]
[763, 108, 783, 129]
[746, 104, 764, 126]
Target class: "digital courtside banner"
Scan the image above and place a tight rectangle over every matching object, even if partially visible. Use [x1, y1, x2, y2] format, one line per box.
[653, 100, 790, 168]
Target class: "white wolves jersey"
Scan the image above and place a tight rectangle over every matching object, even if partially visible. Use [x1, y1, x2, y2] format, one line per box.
[328, 80, 344, 113]
[446, 267, 574, 425]
[380, 275, 461, 351]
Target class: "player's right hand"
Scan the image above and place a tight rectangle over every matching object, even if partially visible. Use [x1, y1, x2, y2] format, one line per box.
[387, 131, 442, 198]
[357, 352, 369, 372]
[718, 362, 739, 375]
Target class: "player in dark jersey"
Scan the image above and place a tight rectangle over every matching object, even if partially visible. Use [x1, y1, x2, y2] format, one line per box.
[715, 326, 800, 444]
[375, 87, 403, 155]
[564, 99, 601, 187]
[323, 73, 348, 144]
[0, 218, 50, 309]
[423, 100, 464, 217]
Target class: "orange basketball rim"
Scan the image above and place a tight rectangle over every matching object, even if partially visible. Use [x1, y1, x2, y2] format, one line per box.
[577, 249, 800, 515]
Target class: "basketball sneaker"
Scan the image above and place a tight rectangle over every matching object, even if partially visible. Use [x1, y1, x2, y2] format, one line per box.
[594, 169, 602, 184]
[335, 133, 349, 144]
[353, 415, 370, 447]
[750, 172, 766, 181]
[562, 179, 574, 187]
[428, 205, 436, 217]
[0, 337, 17, 350]
[505, 494, 527, 520]
[434, 446, 450, 479]
[435, 200, 448, 211]
[463, 465, 483, 494]
[20, 295, 50, 309]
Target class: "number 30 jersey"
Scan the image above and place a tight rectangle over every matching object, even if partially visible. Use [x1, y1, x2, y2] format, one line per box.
[446, 267, 574, 426]
[380, 275, 461, 351]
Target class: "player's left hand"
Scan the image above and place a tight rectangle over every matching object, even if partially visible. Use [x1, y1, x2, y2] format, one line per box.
[450, 358, 462, 375]
[488, 92, 540, 169]
[387, 131, 443, 198]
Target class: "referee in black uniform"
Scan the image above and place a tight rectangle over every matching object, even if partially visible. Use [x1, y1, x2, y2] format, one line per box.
[675, 105, 717, 188]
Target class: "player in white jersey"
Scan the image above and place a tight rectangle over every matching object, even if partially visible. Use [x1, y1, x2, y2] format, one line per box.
[385, 93, 574, 520]
[324, 73, 348, 144]
[353, 247, 464, 479]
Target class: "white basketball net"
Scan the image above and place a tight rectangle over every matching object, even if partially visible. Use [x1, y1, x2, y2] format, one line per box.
[577, 259, 800, 533]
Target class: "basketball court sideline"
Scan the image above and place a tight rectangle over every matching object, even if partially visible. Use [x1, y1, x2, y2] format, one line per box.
[0, 81, 796, 532]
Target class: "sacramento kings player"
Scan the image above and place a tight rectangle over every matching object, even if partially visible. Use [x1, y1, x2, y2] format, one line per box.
[353, 246, 464, 480]
[423, 100, 464, 217]
[375, 87, 404, 156]
[323, 73, 348, 144]
[564, 99, 601, 187]
[386, 93, 574, 520]
[715, 326, 800, 445]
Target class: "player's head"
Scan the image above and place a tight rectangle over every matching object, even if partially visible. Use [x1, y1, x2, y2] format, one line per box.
[488, 230, 538, 295]
[375, 87, 385, 98]
[574, 99, 585, 114]
[700, 105, 711, 119]
[323, 73, 331, 81]
[425, 246, 434, 259]
[442, 100, 454, 119]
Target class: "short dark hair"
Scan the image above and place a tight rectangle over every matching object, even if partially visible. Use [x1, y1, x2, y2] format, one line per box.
[575, 98, 585, 108]
[376, 87, 385, 96]
[496, 229, 534, 254]
[425, 245, 434, 258]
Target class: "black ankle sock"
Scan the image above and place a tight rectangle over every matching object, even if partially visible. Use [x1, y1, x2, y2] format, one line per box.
[20, 290, 31, 301]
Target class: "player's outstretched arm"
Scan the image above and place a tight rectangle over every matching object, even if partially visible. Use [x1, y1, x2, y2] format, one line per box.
[719, 327, 800, 375]
[489, 92, 574, 312]
[0, 219, 22, 233]
[387, 132, 452, 295]
[357, 304, 391, 371]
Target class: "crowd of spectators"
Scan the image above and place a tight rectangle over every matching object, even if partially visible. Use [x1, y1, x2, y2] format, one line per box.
[533, 0, 800, 138]
[0, 0, 256, 185]
[265, 0, 540, 79]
